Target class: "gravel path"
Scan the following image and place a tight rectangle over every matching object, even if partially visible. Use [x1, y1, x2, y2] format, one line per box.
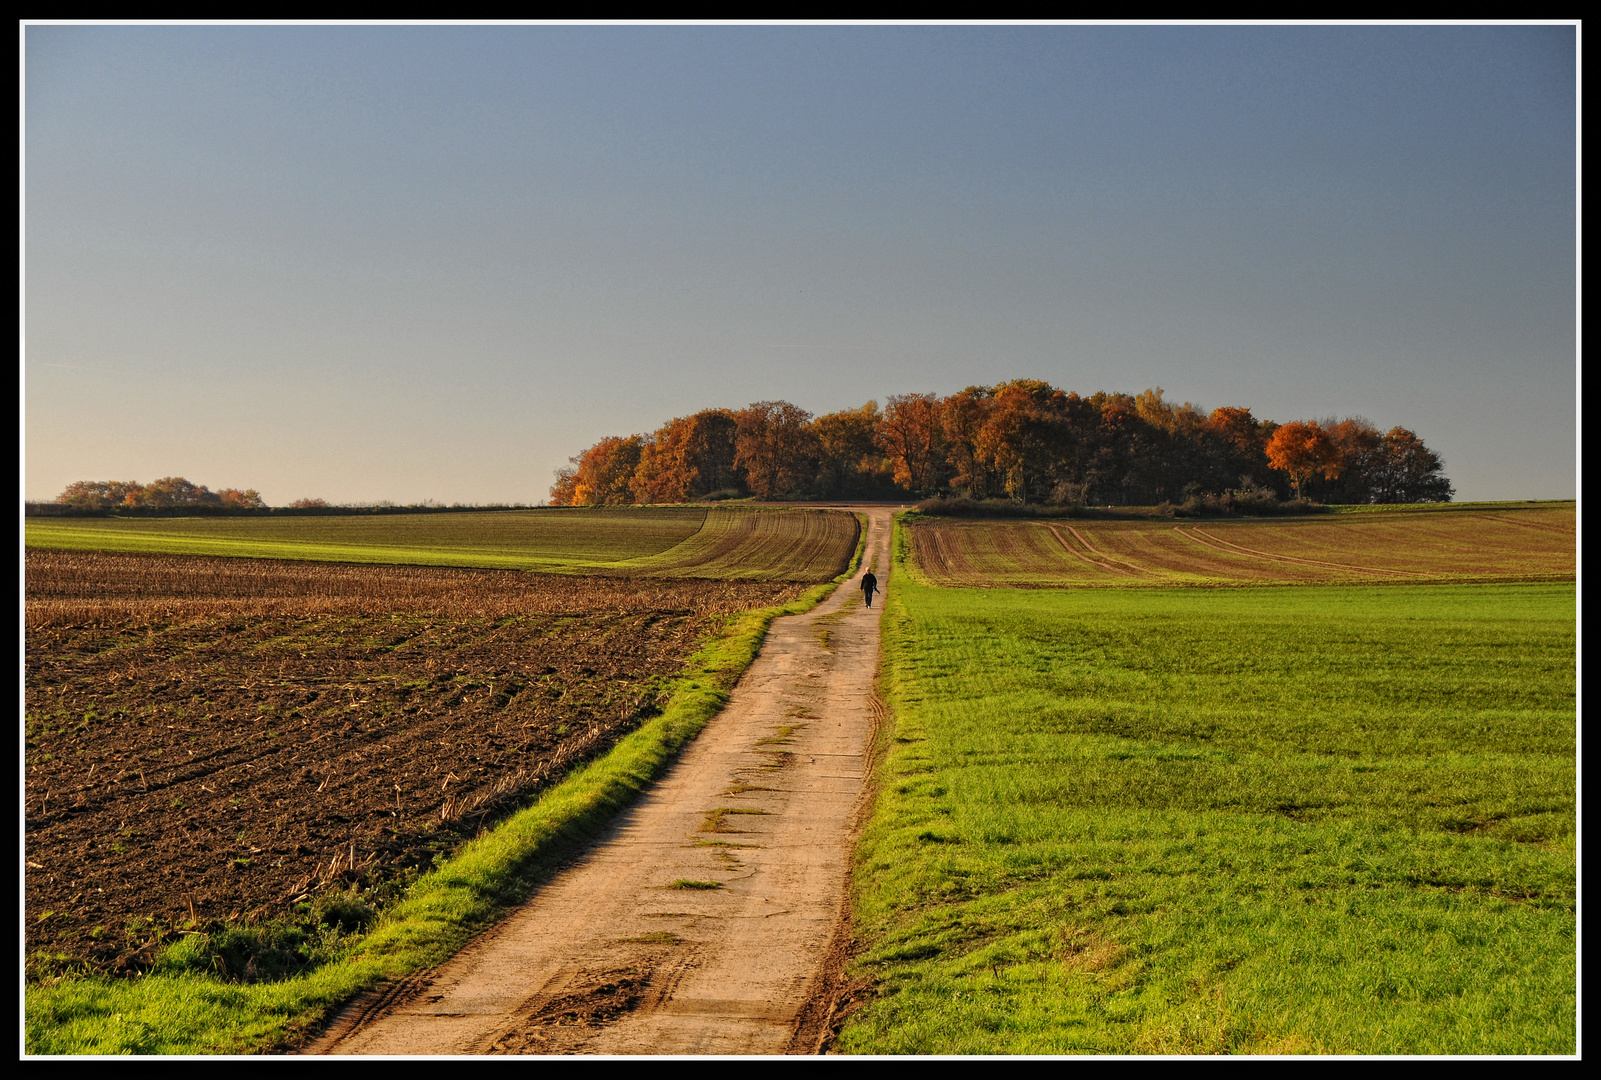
[312, 507, 895, 1055]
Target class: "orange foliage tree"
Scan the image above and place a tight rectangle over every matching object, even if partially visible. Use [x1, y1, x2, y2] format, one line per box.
[875, 393, 946, 496]
[631, 409, 740, 504]
[940, 386, 997, 499]
[217, 488, 267, 509]
[548, 386, 1450, 508]
[1205, 406, 1278, 493]
[550, 435, 645, 506]
[1265, 421, 1343, 499]
[974, 380, 1081, 502]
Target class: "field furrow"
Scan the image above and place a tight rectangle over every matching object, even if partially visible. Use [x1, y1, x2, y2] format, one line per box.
[619, 506, 859, 581]
[904, 503, 1574, 588]
[24, 550, 809, 978]
[24, 505, 862, 584]
[1044, 525, 1136, 577]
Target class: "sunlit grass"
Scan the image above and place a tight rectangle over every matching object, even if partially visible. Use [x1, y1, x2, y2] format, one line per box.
[837, 524, 1574, 1054]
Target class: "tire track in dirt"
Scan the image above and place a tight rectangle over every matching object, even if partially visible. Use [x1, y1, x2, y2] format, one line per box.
[1174, 526, 1420, 578]
[1043, 525, 1132, 576]
[310, 507, 898, 1056]
[1047, 524, 1152, 577]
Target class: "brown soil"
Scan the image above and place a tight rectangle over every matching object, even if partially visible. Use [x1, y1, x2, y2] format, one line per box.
[24, 550, 805, 976]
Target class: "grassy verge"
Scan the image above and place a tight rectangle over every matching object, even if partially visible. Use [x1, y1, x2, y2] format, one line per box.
[835, 517, 1575, 1054]
[25, 539, 865, 1055]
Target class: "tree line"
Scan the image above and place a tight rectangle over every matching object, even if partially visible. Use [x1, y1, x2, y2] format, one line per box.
[41, 480, 543, 517]
[54, 477, 268, 510]
[550, 381, 1453, 507]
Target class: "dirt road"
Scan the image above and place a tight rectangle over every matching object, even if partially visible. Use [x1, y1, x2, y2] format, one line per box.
[313, 507, 894, 1055]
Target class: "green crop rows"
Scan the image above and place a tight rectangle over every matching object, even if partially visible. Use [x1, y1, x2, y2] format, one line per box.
[24, 506, 860, 582]
[24, 508, 707, 572]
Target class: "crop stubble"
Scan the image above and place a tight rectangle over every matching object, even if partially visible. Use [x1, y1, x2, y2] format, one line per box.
[24, 550, 810, 976]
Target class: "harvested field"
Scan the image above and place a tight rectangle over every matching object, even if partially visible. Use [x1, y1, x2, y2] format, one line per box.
[24, 550, 808, 977]
[24, 506, 860, 583]
[904, 503, 1575, 588]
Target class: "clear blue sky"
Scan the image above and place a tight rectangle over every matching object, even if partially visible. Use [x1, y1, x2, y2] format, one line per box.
[25, 24, 1577, 504]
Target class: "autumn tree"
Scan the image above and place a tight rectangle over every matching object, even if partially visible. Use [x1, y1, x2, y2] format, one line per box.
[1265, 421, 1342, 499]
[133, 477, 216, 508]
[1088, 393, 1151, 505]
[549, 465, 581, 507]
[876, 393, 947, 496]
[1312, 418, 1385, 503]
[1371, 427, 1454, 503]
[940, 386, 997, 499]
[55, 480, 144, 510]
[734, 401, 819, 498]
[550, 435, 645, 506]
[813, 401, 891, 497]
[545, 384, 1449, 510]
[967, 380, 1077, 503]
[217, 488, 266, 509]
[1205, 406, 1275, 492]
[1131, 388, 1212, 501]
[55, 477, 264, 510]
[632, 409, 741, 503]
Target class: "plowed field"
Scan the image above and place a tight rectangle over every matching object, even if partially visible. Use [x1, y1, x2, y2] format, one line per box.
[24, 550, 808, 976]
[24, 505, 860, 582]
[904, 504, 1574, 588]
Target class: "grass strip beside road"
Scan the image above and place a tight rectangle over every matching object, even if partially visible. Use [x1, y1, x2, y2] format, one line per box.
[835, 518, 1574, 1054]
[25, 530, 867, 1055]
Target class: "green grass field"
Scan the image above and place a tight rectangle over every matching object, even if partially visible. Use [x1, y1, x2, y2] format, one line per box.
[24, 506, 859, 582]
[837, 525, 1575, 1053]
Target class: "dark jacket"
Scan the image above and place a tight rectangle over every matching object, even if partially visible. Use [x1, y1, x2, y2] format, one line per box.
[861, 572, 878, 594]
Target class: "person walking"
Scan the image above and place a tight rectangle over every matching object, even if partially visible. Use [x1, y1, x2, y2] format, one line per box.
[861, 567, 879, 608]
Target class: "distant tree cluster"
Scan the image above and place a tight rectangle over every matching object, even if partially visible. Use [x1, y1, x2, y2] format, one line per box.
[54, 477, 267, 511]
[550, 382, 1453, 507]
